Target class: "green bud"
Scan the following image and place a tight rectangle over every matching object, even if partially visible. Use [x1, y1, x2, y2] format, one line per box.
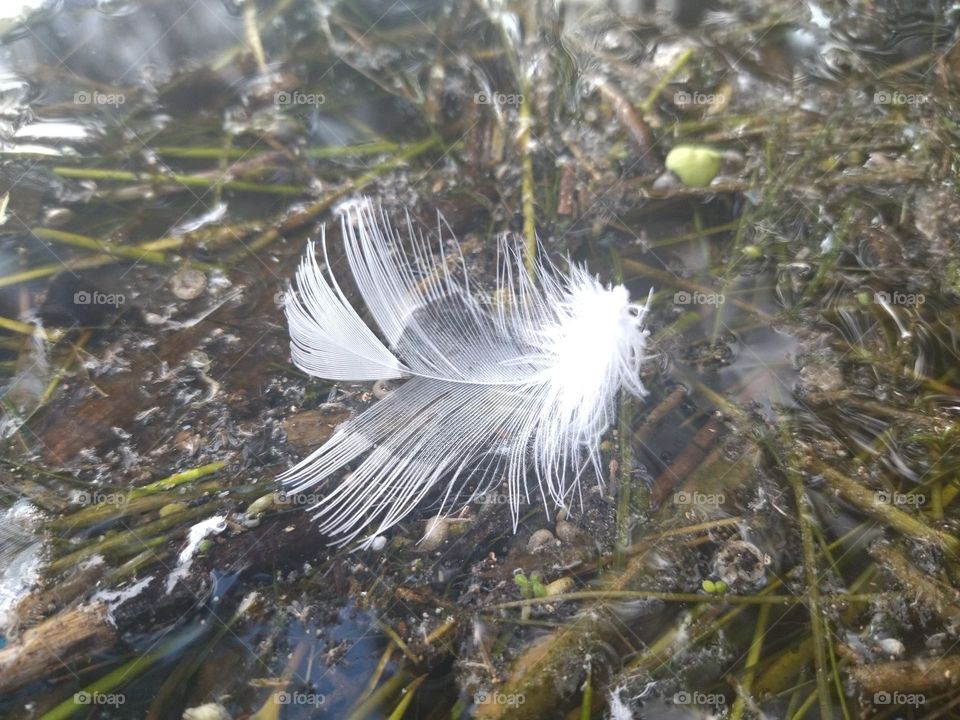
[530, 572, 547, 598]
[665, 145, 722, 187]
[513, 571, 531, 598]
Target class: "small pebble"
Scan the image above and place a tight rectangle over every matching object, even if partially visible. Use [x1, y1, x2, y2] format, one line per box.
[527, 528, 556, 552]
[876, 637, 905, 657]
[42, 207, 74, 226]
[182, 703, 231, 720]
[555, 520, 578, 544]
[174, 430, 202, 455]
[651, 171, 681, 190]
[421, 516, 449, 551]
[373, 379, 396, 399]
[546, 576, 575, 596]
[715, 539, 767, 589]
[170, 268, 207, 300]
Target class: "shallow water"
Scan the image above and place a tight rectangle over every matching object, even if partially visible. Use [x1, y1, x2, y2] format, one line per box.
[0, 0, 959, 718]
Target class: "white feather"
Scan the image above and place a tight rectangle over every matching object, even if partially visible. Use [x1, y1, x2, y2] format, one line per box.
[281, 200, 652, 548]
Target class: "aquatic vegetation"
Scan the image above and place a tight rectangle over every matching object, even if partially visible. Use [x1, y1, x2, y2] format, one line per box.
[0, 0, 959, 718]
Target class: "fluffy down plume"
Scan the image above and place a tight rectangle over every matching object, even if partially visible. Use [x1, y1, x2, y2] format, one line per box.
[280, 201, 652, 548]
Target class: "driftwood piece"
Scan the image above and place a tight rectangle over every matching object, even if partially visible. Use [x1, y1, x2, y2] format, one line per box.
[850, 656, 960, 694]
[0, 602, 115, 694]
[0, 511, 326, 696]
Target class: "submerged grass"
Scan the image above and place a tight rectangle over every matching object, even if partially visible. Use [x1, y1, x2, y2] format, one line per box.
[1, 0, 960, 718]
